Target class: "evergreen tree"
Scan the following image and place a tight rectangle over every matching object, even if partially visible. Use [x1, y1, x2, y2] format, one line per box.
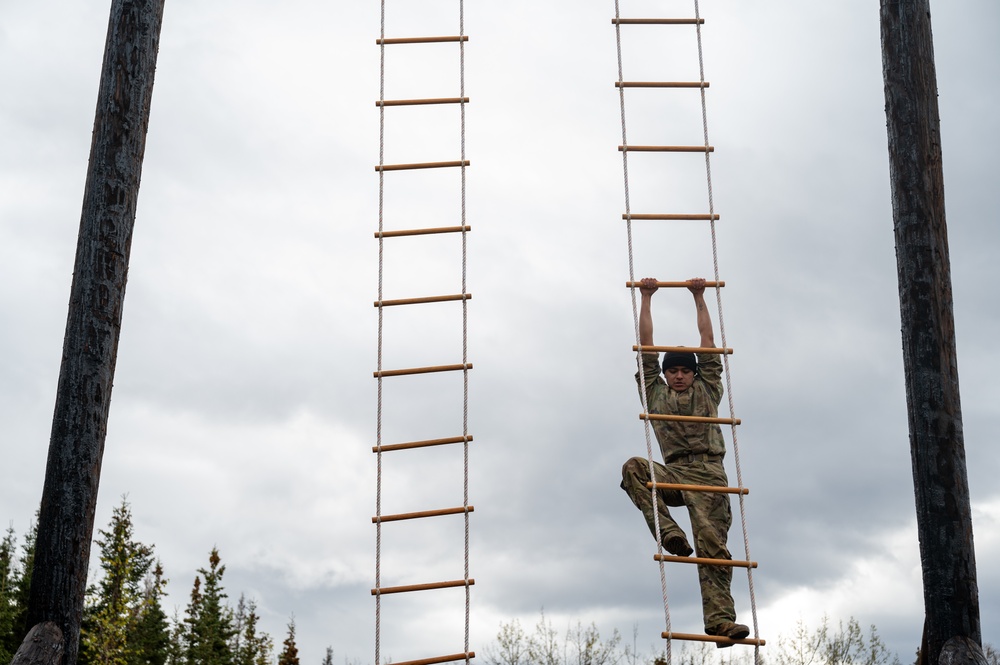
[230, 594, 248, 661]
[232, 595, 273, 665]
[321, 646, 334, 665]
[10, 518, 36, 654]
[126, 562, 171, 665]
[165, 608, 185, 665]
[81, 498, 157, 665]
[277, 618, 300, 665]
[180, 575, 202, 663]
[0, 518, 37, 661]
[0, 525, 19, 663]
[184, 548, 236, 665]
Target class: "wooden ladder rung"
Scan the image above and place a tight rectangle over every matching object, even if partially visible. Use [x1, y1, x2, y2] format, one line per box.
[641, 413, 741, 425]
[377, 35, 470, 45]
[374, 435, 473, 453]
[654, 553, 757, 568]
[375, 225, 471, 239]
[612, 18, 704, 25]
[662, 633, 765, 647]
[372, 578, 475, 596]
[377, 160, 470, 172]
[634, 345, 732, 354]
[626, 280, 725, 289]
[373, 506, 474, 524]
[648, 482, 749, 496]
[623, 213, 719, 220]
[377, 97, 470, 107]
[375, 294, 471, 307]
[616, 81, 709, 88]
[393, 652, 475, 665]
[619, 145, 713, 153]
[374, 363, 472, 378]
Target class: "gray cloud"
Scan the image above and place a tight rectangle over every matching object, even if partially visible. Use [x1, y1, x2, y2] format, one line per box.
[2, 0, 998, 663]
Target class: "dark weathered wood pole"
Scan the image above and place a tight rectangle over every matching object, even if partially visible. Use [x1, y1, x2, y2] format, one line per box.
[24, 2, 165, 664]
[879, 2, 982, 663]
[10, 622, 64, 665]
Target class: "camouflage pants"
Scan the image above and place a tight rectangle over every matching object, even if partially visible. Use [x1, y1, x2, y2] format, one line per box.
[620, 456, 736, 631]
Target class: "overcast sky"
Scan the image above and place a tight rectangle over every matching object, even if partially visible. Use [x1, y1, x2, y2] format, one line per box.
[2, 1, 998, 663]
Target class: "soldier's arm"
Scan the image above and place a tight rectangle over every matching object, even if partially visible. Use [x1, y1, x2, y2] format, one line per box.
[688, 277, 715, 349]
[639, 277, 658, 348]
[696, 352, 724, 402]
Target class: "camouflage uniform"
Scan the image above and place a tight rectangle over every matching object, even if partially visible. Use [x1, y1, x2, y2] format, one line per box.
[620, 351, 737, 632]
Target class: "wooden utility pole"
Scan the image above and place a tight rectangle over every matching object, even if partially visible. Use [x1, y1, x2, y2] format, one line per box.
[23, 2, 165, 664]
[879, 2, 983, 664]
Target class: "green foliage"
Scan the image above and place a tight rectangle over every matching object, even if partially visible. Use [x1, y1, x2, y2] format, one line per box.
[0, 525, 20, 663]
[126, 562, 171, 665]
[775, 616, 899, 665]
[81, 497, 159, 665]
[322, 646, 335, 665]
[486, 611, 621, 665]
[2, 507, 276, 665]
[483, 613, 965, 665]
[14, 519, 36, 640]
[0, 518, 36, 661]
[232, 594, 274, 665]
[567, 620, 622, 665]
[527, 611, 562, 665]
[488, 618, 529, 665]
[165, 608, 185, 665]
[278, 618, 300, 665]
[182, 547, 237, 665]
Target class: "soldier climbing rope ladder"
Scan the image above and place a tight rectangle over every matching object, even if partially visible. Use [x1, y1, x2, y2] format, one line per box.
[620, 277, 749, 643]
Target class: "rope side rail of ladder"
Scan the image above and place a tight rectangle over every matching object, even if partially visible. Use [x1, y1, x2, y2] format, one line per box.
[688, 0, 764, 652]
[374, 0, 473, 663]
[612, 2, 764, 658]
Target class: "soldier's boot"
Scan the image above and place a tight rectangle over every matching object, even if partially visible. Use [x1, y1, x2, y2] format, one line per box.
[660, 532, 693, 557]
[706, 621, 750, 647]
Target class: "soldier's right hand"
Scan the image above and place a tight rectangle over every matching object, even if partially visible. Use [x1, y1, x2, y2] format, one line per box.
[639, 277, 658, 296]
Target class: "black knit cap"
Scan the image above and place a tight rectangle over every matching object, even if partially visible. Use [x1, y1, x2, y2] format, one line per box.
[662, 351, 698, 374]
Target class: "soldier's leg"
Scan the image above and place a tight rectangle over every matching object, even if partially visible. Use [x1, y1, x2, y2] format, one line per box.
[620, 457, 690, 551]
[687, 487, 737, 632]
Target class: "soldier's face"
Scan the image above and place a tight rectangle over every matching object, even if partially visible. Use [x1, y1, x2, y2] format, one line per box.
[665, 366, 695, 392]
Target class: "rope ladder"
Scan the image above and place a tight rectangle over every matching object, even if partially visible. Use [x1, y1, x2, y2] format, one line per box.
[612, 1, 764, 659]
[374, 1, 474, 664]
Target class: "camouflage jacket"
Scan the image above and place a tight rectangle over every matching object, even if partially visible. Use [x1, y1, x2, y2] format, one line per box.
[635, 352, 727, 462]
